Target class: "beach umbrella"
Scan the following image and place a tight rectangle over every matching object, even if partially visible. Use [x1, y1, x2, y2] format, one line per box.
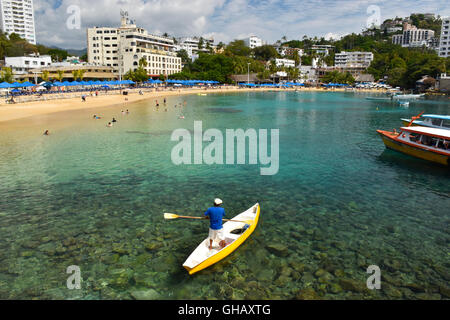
[11, 82, 23, 87]
[0, 82, 13, 88]
[20, 81, 35, 87]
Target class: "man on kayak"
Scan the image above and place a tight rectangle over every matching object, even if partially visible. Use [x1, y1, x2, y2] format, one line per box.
[205, 199, 226, 250]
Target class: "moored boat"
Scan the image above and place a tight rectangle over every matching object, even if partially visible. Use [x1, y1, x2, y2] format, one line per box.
[401, 114, 450, 130]
[183, 203, 260, 275]
[377, 127, 450, 165]
[392, 93, 425, 100]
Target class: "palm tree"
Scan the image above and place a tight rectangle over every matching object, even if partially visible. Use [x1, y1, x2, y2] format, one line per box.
[42, 70, 50, 82]
[56, 70, 64, 82]
[72, 70, 80, 81]
[78, 70, 86, 81]
[138, 57, 148, 68]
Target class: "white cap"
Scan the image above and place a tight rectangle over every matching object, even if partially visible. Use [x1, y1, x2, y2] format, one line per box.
[214, 198, 223, 205]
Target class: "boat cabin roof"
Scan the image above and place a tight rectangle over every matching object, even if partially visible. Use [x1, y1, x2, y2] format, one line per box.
[422, 114, 450, 121]
[401, 126, 450, 140]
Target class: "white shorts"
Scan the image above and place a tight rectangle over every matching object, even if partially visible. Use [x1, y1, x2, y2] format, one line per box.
[209, 228, 224, 242]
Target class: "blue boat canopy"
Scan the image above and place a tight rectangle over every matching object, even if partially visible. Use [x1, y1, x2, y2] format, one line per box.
[422, 115, 450, 121]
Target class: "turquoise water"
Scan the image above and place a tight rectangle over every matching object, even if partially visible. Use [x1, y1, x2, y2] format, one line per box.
[0, 91, 449, 300]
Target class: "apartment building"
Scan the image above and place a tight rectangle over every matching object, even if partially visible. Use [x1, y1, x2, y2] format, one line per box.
[175, 36, 214, 58]
[87, 13, 182, 78]
[243, 36, 265, 49]
[0, 0, 36, 44]
[275, 58, 297, 68]
[392, 23, 435, 48]
[275, 46, 304, 58]
[438, 17, 450, 58]
[335, 51, 374, 68]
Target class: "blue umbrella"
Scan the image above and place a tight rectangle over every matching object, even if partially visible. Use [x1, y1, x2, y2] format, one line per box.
[0, 82, 13, 88]
[20, 81, 35, 87]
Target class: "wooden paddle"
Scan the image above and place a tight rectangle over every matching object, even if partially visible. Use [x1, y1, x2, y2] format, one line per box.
[164, 213, 252, 224]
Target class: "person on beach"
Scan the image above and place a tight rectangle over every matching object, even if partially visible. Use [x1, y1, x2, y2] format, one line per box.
[204, 199, 226, 250]
[82, 95, 86, 102]
[164, 97, 167, 105]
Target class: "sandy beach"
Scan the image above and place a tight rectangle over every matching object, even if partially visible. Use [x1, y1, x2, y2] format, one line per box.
[0, 86, 388, 123]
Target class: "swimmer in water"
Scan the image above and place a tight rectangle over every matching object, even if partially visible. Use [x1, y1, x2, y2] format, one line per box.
[44, 130, 50, 136]
[107, 122, 113, 127]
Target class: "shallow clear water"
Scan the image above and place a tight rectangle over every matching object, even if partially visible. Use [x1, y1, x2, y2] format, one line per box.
[0, 91, 449, 300]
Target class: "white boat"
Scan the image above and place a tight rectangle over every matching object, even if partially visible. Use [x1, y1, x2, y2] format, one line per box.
[392, 93, 425, 100]
[401, 114, 450, 130]
[183, 203, 260, 275]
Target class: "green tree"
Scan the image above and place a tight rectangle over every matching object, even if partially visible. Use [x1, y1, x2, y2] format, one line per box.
[72, 70, 79, 81]
[139, 57, 148, 68]
[225, 40, 251, 57]
[41, 70, 50, 82]
[198, 37, 204, 50]
[48, 48, 69, 62]
[0, 67, 14, 83]
[177, 49, 191, 66]
[252, 45, 279, 61]
[56, 70, 64, 82]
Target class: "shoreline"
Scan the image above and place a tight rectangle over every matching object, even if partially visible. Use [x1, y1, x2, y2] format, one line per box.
[0, 86, 388, 124]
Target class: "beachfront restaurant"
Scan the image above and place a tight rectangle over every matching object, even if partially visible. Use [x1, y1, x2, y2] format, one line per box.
[14, 66, 118, 83]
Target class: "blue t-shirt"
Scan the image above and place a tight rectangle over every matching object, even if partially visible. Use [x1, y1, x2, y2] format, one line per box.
[204, 207, 225, 230]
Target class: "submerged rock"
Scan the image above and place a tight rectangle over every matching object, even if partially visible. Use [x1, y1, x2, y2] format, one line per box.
[289, 261, 305, 273]
[329, 283, 343, 294]
[130, 289, 162, 300]
[266, 243, 289, 257]
[383, 284, 403, 299]
[295, 288, 321, 300]
[339, 278, 367, 293]
[439, 286, 450, 298]
[415, 293, 441, 300]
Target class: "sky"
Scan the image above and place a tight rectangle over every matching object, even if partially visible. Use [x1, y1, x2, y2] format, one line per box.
[34, 0, 450, 49]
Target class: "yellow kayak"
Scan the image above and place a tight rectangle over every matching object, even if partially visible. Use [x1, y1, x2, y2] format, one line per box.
[183, 203, 260, 275]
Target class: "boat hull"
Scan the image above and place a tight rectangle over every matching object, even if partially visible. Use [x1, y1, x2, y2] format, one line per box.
[377, 131, 449, 166]
[183, 204, 260, 275]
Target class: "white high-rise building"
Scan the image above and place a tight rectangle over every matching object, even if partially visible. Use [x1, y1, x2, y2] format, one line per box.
[243, 36, 265, 49]
[438, 17, 450, 58]
[0, 0, 36, 44]
[87, 12, 182, 77]
[392, 22, 435, 48]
